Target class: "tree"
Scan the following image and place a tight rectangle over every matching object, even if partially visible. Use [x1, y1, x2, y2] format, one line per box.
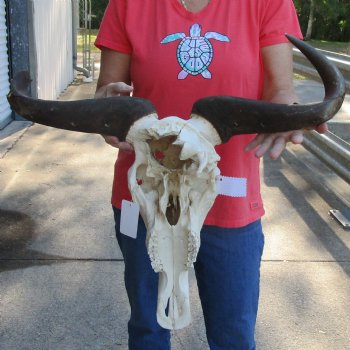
[304, 0, 315, 40]
[91, 0, 109, 29]
[293, 0, 350, 42]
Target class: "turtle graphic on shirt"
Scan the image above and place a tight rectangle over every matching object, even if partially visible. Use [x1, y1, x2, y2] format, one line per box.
[161, 23, 230, 80]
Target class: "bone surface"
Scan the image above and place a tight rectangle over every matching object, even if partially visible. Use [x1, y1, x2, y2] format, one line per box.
[127, 116, 220, 329]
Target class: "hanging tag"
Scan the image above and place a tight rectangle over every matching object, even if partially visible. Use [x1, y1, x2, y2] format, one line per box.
[216, 175, 247, 197]
[120, 200, 140, 239]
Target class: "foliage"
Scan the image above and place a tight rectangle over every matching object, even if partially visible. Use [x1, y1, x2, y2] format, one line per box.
[294, 0, 350, 42]
[90, 0, 109, 29]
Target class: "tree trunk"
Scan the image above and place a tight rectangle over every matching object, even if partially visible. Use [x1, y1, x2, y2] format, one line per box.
[305, 0, 315, 40]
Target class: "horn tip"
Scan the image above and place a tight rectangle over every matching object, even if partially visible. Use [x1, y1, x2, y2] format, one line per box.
[11, 71, 32, 96]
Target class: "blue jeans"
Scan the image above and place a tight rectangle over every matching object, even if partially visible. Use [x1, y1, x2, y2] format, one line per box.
[113, 207, 264, 350]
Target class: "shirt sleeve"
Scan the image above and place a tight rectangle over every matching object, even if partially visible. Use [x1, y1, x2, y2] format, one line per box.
[94, 0, 132, 54]
[259, 0, 303, 48]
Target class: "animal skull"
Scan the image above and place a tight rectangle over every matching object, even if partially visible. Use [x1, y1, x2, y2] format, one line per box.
[7, 35, 345, 330]
[127, 115, 221, 328]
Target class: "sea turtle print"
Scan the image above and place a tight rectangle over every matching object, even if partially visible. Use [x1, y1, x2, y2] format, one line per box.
[161, 23, 230, 80]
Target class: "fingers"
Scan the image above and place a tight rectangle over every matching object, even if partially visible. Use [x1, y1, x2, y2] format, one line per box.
[290, 130, 304, 144]
[106, 82, 133, 97]
[117, 141, 134, 152]
[95, 82, 134, 98]
[244, 134, 265, 152]
[259, 135, 285, 159]
[245, 121, 327, 160]
[96, 82, 134, 151]
[245, 130, 304, 159]
[101, 135, 134, 152]
[305, 122, 328, 133]
[315, 122, 328, 134]
[268, 136, 288, 160]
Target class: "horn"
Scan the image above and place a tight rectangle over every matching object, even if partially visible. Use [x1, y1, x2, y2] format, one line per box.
[7, 71, 156, 141]
[191, 34, 346, 144]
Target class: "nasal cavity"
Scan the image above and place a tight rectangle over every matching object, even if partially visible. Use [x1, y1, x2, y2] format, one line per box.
[166, 194, 180, 226]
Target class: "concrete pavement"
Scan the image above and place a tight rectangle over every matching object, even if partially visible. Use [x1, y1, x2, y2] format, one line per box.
[0, 78, 350, 350]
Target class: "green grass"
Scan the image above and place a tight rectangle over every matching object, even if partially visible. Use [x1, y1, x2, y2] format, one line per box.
[309, 39, 350, 55]
[77, 31, 100, 53]
[293, 73, 308, 80]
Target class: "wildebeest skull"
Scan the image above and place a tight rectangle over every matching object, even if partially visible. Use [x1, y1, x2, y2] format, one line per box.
[7, 35, 345, 329]
[127, 115, 221, 328]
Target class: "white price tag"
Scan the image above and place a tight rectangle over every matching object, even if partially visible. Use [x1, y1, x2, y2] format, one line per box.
[216, 176, 247, 198]
[120, 200, 140, 239]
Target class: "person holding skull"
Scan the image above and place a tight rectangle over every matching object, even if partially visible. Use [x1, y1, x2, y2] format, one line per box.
[8, 0, 344, 348]
[93, 1, 328, 349]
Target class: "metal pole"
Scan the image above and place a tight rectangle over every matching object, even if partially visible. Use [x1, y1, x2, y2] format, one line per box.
[72, 0, 90, 78]
[83, 0, 87, 69]
[302, 130, 350, 185]
[88, 0, 91, 71]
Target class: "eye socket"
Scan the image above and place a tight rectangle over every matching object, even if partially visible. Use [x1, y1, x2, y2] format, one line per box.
[148, 136, 192, 170]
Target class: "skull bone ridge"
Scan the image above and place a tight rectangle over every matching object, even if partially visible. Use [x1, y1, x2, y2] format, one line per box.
[126, 115, 221, 329]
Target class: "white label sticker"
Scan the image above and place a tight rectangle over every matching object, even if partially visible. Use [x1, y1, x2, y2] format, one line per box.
[120, 200, 140, 239]
[216, 176, 247, 197]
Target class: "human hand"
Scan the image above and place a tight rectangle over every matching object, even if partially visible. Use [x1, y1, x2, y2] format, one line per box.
[96, 82, 134, 152]
[101, 135, 134, 152]
[245, 123, 328, 160]
[95, 81, 133, 98]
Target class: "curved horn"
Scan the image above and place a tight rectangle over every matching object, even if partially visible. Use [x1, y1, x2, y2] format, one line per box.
[7, 71, 156, 141]
[191, 34, 346, 144]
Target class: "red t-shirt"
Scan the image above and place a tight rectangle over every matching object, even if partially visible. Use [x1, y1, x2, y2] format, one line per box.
[95, 0, 302, 228]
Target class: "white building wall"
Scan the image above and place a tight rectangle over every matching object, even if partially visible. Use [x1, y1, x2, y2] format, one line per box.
[0, 0, 10, 129]
[32, 0, 73, 99]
